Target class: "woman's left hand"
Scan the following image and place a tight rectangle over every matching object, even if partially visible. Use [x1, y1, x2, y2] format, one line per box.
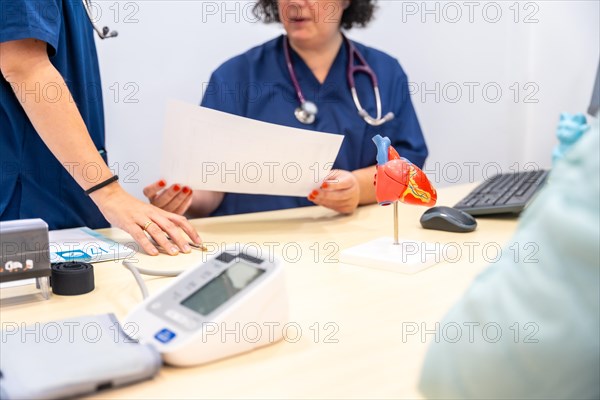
[307, 170, 360, 214]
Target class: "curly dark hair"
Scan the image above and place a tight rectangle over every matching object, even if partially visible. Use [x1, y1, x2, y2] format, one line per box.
[253, 0, 376, 30]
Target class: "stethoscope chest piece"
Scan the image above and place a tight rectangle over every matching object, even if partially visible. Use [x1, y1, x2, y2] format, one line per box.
[295, 101, 318, 125]
[284, 35, 394, 127]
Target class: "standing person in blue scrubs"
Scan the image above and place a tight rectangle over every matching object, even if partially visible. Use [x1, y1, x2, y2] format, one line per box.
[0, 0, 201, 255]
[145, 0, 427, 217]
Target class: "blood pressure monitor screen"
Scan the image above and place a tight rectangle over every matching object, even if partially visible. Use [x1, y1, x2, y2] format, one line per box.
[181, 261, 265, 316]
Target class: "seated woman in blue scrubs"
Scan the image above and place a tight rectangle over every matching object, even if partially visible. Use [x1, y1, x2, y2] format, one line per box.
[145, 0, 428, 216]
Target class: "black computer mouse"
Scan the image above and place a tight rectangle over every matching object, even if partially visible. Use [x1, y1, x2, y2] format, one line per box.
[420, 206, 477, 233]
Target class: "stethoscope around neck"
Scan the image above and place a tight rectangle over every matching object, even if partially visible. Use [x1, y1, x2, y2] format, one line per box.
[283, 34, 395, 126]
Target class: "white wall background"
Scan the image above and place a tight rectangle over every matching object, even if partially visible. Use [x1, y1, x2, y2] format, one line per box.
[94, 0, 599, 199]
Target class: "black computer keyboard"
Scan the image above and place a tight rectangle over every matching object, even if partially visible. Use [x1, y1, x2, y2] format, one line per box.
[454, 169, 549, 216]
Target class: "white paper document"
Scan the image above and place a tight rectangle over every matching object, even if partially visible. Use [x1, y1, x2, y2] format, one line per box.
[160, 100, 344, 196]
[48, 227, 135, 263]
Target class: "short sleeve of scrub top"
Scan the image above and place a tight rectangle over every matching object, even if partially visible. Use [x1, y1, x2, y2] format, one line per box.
[201, 35, 428, 217]
[0, 0, 108, 229]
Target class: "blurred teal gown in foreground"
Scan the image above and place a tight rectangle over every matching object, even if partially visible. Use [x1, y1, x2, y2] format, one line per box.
[419, 117, 599, 399]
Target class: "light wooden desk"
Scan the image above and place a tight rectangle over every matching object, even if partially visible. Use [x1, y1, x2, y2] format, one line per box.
[0, 184, 519, 399]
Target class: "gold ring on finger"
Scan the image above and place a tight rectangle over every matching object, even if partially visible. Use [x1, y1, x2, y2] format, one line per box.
[142, 220, 154, 232]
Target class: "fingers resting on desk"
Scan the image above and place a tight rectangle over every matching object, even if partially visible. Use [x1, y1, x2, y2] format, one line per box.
[95, 188, 202, 256]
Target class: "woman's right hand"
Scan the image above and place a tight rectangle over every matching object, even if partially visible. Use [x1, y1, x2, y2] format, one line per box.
[91, 183, 201, 256]
[144, 180, 193, 215]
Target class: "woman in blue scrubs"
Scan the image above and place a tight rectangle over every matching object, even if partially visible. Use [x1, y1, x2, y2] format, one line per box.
[0, 0, 201, 255]
[145, 0, 427, 217]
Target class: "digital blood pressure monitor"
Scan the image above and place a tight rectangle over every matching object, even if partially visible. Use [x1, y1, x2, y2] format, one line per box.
[125, 250, 288, 366]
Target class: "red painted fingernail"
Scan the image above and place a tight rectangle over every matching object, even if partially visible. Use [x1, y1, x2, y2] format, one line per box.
[182, 186, 190, 194]
[173, 184, 181, 192]
[308, 195, 315, 201]
[311, 190, 318, 197]
[158, 180, 166, 187]
[321, 182, 329, 189]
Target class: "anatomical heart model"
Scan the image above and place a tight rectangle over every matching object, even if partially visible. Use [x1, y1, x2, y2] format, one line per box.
[372, 134, 437, 243]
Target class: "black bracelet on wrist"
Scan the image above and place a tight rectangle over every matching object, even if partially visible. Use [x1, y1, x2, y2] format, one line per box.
[84, 175, 119, 196]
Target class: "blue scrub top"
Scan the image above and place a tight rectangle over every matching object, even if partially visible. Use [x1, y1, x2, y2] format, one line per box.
[0, 0, 109, 229]
[201, 35, 428, 217]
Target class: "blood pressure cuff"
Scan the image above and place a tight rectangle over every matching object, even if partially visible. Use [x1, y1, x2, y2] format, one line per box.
[0, 314, 161, 399]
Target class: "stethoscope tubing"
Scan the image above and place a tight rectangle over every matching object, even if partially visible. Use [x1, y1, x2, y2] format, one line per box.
[283, 37, 307, 105]
[82, 0, 118, 39]
[284, 34, 394, 126]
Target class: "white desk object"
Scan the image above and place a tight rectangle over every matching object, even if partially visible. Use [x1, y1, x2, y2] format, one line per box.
[340, 236, 448, 274]
[341, 190, 445, 273]
[125, 248, 288, 366]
